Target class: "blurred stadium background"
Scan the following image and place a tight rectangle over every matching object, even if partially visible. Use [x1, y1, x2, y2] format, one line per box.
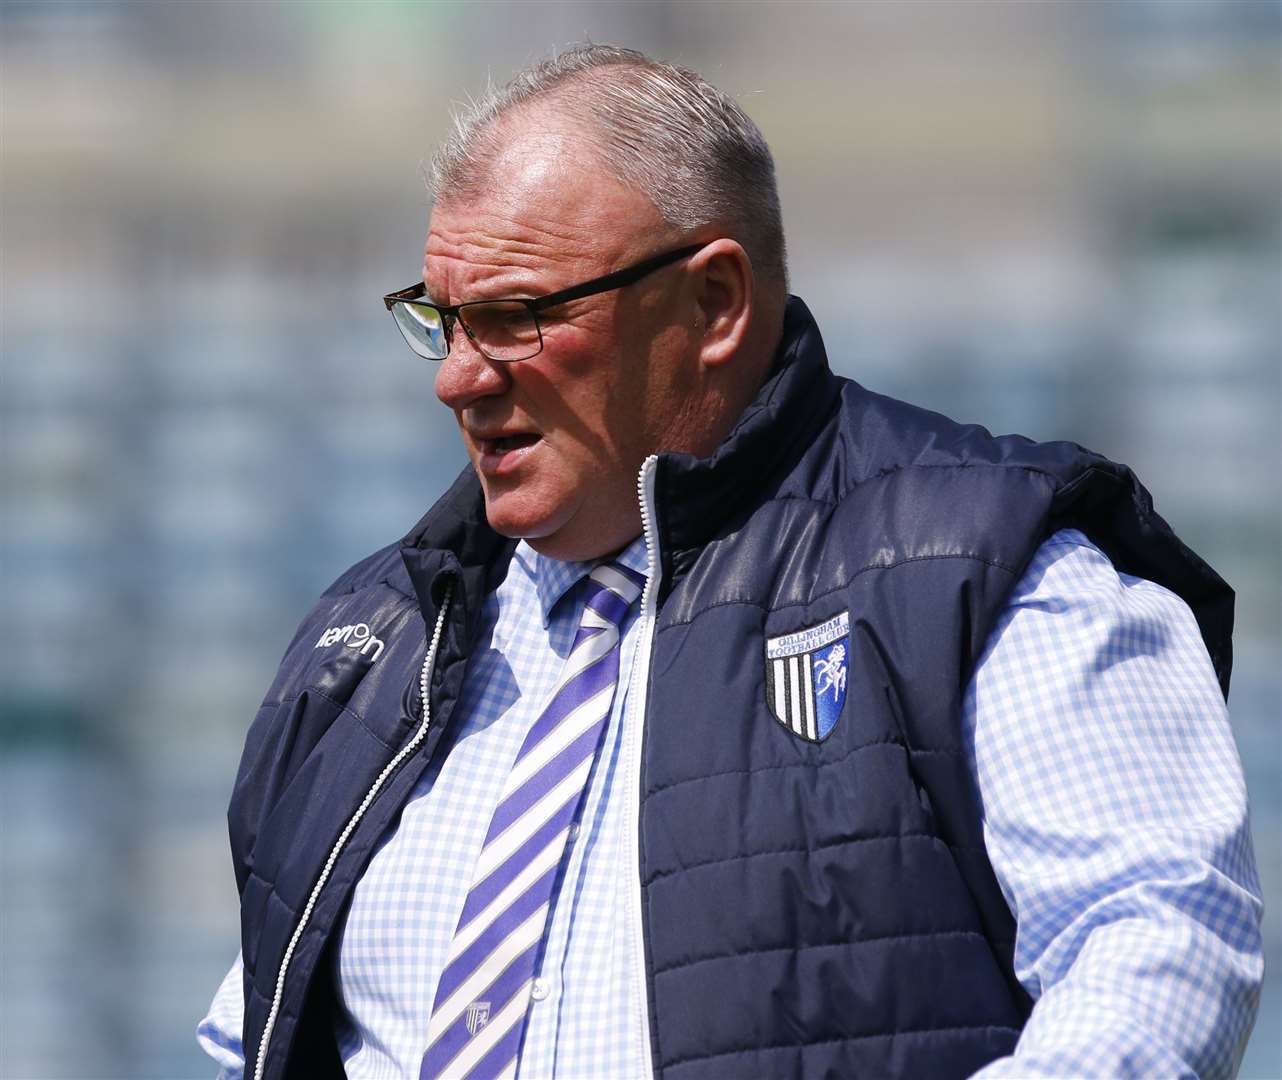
[1, 1, 1278, 1076]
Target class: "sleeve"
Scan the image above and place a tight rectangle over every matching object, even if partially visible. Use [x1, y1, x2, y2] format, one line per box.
[963, 530, 1263, 1080]
[196, 951, 246, 1079]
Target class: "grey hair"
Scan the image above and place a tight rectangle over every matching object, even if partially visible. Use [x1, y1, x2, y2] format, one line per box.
[429, 44, 788, 290]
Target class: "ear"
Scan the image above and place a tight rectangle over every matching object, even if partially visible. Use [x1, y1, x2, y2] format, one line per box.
[689, 238, 754, 370]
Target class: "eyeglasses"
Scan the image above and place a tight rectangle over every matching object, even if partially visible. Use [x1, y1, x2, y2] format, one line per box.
[382, 243, 704, 363]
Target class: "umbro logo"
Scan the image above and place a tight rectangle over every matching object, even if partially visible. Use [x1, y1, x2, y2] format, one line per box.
[314, 622, 385, 662]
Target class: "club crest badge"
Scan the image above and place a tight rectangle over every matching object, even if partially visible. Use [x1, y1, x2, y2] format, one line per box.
[465, 1000, 491, 1036]
[765, 611, 850, 742]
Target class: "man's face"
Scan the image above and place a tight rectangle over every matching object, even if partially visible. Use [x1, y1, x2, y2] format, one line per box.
[427, 135, 705, 562]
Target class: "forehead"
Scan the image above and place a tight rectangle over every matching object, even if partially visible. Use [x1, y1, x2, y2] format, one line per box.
[424, 131, 666, 299]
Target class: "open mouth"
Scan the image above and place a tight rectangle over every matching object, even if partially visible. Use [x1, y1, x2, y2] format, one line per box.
[480, 433, 540, 455]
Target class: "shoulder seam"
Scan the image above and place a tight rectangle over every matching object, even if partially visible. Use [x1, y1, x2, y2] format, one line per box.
[745, 460, 1064, 510]
[327, 573, 416, 603]
[657, 552, 1019, 632]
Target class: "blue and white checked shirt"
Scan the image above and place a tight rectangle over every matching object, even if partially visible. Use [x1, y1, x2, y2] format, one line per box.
[200, 528, 1262, 1078]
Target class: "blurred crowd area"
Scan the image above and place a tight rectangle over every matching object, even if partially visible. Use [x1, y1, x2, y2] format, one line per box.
[2, 1, 1278, 1076]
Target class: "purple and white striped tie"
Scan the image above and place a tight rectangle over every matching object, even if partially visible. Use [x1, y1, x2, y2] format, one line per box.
[418, 560, 645, 1080]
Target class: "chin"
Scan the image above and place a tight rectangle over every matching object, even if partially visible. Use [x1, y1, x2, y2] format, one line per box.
[480, 491, 567, 546]
[484, 506, 600, 563]
[479, 485, 630, 562]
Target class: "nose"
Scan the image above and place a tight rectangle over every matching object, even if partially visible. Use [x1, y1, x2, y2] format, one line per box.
[434, 328, 511, 412]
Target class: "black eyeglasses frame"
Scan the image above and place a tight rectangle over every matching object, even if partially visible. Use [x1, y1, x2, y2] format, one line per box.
[382, 242, 705, 362]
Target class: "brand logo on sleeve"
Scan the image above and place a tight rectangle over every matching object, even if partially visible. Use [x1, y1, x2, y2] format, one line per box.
[314, 622, 385, 662]
[764, 611, 849, 742]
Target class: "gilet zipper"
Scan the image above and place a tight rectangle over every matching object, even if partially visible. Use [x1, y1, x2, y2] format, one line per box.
[252, 581, 455, 1080]
[622, 455, 661, 1078]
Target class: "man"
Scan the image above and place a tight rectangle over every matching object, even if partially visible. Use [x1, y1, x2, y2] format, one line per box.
[200, 45, 1262, 1080]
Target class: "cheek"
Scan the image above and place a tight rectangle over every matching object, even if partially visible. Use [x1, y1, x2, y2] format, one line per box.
[623, 329, 696, 440]
[519, 333, 618, 433]
[537, 319, 612, 375]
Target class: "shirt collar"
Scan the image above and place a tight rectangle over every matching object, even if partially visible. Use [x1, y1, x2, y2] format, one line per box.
[517, 535, 649, 628]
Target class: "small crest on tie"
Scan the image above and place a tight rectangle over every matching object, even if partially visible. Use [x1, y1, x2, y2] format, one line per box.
[765, 611, 850, 743]
[464, 1000, 491, 1036]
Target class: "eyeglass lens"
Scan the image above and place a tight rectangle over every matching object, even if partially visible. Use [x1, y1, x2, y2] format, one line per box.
[391, 300, 541, 362]
[391, 302, 449, 360]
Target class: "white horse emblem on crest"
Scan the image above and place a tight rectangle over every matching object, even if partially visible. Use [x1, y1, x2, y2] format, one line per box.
[813, 643, 847, 702]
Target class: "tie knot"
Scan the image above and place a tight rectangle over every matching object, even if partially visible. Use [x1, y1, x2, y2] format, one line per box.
[580, 561, 646, 631]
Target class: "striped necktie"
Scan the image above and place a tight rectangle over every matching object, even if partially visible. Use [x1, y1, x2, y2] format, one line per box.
[418, 560, 646, 1080]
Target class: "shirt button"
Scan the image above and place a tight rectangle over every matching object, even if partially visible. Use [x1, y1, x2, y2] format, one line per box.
[531, 978, 550, 1001]
[567, 822, 580, 841]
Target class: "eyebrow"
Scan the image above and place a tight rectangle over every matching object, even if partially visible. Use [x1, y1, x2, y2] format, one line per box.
[422, 276, 543, 308]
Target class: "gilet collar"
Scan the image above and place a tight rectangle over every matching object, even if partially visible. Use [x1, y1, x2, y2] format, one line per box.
[652, 296, 841, 576]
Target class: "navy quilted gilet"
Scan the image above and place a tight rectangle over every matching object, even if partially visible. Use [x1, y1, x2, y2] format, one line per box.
[229, 297, 1231, 1078]
[633, 298, 1230, 1078]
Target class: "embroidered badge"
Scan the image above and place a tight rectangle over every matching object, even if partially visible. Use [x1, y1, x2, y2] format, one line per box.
[765, 611, 850, 742]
